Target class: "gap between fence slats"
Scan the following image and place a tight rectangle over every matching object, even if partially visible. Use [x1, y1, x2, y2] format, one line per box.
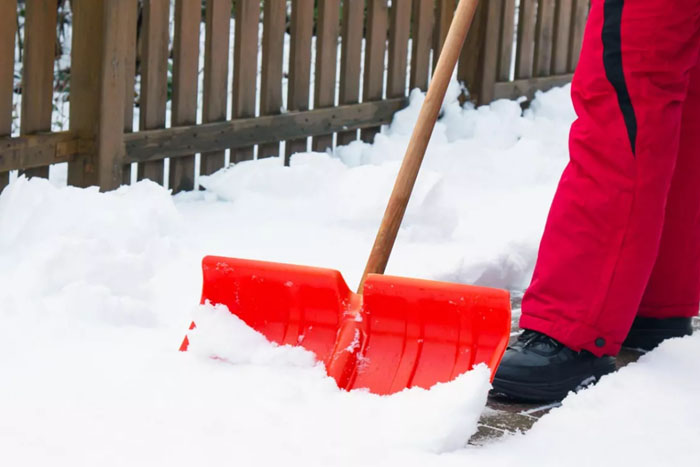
[313, 0, 341, 152]
[286, 0, 314, 164]
[534, 0, 556, 77]
[260, 0, 286, 159]
[231, 0, 259, 164]
[337, 0, 365, 147]
[121, 0, 138, 185]
[552, 0, 573, 75]
[410, 0, 433, 92]
[362, 0, 388, 143]
[20, 0, 57, 179]
[137, 0, 169, 184]
[170, 0, 200, 193]
[0, 1, 16, 190]
[201, 0, 230, 175]
[515, 0, 537, 79]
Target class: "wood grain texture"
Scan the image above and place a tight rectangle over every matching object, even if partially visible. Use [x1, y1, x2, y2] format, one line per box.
[231, 0, 259, 163]
[433, 0, 456, 70]
[170, 0, 201, 192]
[498, 0, 516, 81]
[515, 0, 536, 79]
[387, 0, 411, 98]
[201, 0, 230, 175]
[473, 0, 501, 105]
[313, 0, 340, 152]
[0, 1, 16, 189]
[362, 0, 388, 143]
[458, 0, 486, 99]
[552, 0, 573, 75]
[21, 0, 57, 179]
[286, 0, 314, 162]
[410, 0, 434, 92]
[359, 0, 479, 291]
[68, 0, 131, 190]
[337, 0, 364, 147]
[492, 73, 574, 100]
[534, 0, 556, 77]
[259, 0, 286, 158]
[568, 0, 589, 72]
[137, 0, 169, 183]
[124, 99, 407, 162]
[0, 132, 86, 172]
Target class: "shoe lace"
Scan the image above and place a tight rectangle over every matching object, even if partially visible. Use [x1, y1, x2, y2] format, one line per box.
[518, 329, 560, 348]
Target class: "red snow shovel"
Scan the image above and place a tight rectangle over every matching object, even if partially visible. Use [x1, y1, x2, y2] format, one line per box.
[181, 0, 511, 395]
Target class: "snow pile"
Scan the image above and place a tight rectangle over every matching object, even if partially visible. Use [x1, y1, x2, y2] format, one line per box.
[186, 303, 491, 455]
[2, 84, 699, 466]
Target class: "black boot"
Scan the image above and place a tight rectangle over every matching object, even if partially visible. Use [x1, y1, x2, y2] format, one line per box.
[492, 330, 616, 402]
[622, 317, 693, 351]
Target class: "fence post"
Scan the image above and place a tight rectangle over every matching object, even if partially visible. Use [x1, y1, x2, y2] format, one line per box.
[68, 0, 132, 191]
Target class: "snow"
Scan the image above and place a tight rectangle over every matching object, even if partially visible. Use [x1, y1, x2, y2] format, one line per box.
[2, 84, 699, 466]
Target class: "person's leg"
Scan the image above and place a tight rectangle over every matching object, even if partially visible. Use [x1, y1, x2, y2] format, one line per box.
[519, 0, 700, 357]
[624, 54, 700, 349]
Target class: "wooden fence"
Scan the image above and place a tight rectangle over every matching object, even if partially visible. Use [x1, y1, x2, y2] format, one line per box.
[0, 0, 589, 194]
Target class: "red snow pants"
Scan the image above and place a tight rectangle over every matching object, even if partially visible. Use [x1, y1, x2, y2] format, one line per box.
[521, 0, 700, 356]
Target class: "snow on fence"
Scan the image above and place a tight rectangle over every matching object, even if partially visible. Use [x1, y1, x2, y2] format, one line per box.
[0, 0, 588, 193]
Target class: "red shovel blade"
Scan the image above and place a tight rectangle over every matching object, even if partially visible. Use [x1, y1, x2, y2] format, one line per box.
[185, 256, 511, 395]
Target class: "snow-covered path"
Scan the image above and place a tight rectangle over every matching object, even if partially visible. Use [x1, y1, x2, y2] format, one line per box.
[1, 85, 698, 466]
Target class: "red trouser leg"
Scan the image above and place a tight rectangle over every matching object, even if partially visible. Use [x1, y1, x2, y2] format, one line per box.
[520, 0, 700, 356]
[639, 56, 700, 319]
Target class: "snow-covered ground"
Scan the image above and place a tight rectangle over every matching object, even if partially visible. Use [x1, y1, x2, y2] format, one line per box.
[2, 84, 699, 466]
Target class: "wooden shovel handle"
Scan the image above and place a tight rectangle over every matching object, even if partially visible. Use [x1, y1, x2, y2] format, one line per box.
[358, 0, 480, 293]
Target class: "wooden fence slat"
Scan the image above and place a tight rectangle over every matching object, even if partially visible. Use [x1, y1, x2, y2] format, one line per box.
[201, 0, 230, 176]
[231, 0, 259, 163]
[68, 0, 130, 190]
[472, 0, 501, 104]
[362, 0, 388, 143]
[387, 0, 411, 99]
[534, 0, 556, 77]
[433, 0, 456, 70]
[169, 0, 201, 192]
[259, 0, 286, 158]
[20, 0, 57, 179]
[0, 1, 16, 190]
[569, 0, 589, 72]
[286, 0, 314, 163]
[458, 0, 486, 99]
[498, 0, 516, 81]
[137, 0, 169, 184]
[337, 0, 365, 147]
[313, 0, 341, 152]
[125, 98, 407, 162]
[552, 0, 573, 75]
[410, 0, 434, 92]
[515, 0, 537, 79]
[121, 0, 139, 185]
